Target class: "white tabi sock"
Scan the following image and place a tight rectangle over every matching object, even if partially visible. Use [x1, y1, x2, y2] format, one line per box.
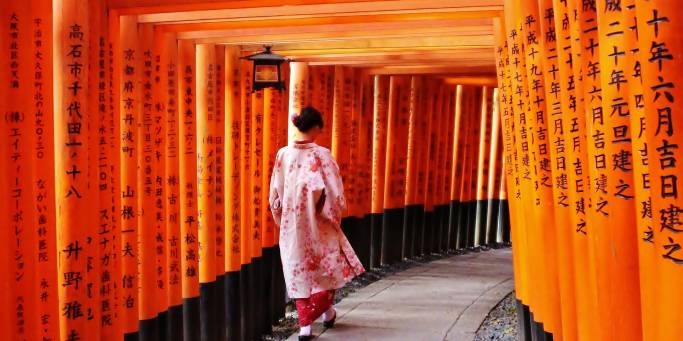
[300, 325, 312, 336]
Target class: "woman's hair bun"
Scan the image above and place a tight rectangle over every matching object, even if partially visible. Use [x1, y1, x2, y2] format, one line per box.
[293, 106, 324, 133]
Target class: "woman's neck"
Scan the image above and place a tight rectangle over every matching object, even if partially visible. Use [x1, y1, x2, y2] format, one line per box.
[295, 134, 315, 144]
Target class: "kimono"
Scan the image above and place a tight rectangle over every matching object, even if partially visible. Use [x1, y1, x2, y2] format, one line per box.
[269, 142, 365, 301]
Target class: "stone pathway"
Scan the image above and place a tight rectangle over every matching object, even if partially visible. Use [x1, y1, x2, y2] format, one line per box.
[286, 248, 514, 341]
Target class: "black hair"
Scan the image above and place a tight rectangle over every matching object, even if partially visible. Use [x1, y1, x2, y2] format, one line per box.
[293, 106, 324, 133]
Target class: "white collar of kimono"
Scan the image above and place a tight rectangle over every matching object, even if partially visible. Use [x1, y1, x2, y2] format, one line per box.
[292, 140, 316, 149]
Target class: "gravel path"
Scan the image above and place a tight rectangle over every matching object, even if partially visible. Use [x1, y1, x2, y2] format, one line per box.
[473, 291, 518, 341]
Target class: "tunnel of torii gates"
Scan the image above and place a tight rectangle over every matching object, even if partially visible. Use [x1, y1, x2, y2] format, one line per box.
[0, 0, 682, 340]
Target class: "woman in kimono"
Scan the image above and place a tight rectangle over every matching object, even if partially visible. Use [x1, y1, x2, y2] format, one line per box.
[269, 106, 365, 340]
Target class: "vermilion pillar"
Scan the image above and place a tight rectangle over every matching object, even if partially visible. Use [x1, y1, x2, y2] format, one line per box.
[520, 0, 562, 336]
[263, 88, 279, 243]
[310, 66, 333, 148]
[4, 2, 38, 340]
[346, 69, 366, 262]
[404, 76, 422, 257]
[571, 3, 609, 340]
[213, 44, 227, 341]
[449, 85, 464, 250]
[33, 1, 60, 340]
[474, 87, 491, 248]
[382, 76, 410, 264]
[262, 87, 280, 330]
[160, 30, 182, 340]
[490, 91, 508, 245]
[177, 39, 200, 340]
[458, 86, 473, 250]
[0, 5, 9, 339]
[558, 0, 600, 338]
[331, 66, 353, 197]
[370, 75, 389, 268]
[223, 46, 242, 341]
[455, 86, 473, 250]
[250, 89, 266, 336]
[54, 1, 97, 340]
[494, 16, 530, 338]
[358, 74, 375, 267]
[196, 42, 218, 341]
[424, 82, 440, 253]
[238, 57, 254, 340]
[444, 85, 460, 250]
[538, 0, 578, 338]
[415, 79, 435, 255]
[504, 0, 536, 328]
[595, 2, 643, 339]
[436, 85, 453, 252]
[118, 14, 142, 338]
[636, 1, 683, 339]
[621, 2, 655, 340]
[138, 24, 159, 340]
[151, 27, 169, 338]
[287, 62, 308, 142]
[485, 87, 501, 246]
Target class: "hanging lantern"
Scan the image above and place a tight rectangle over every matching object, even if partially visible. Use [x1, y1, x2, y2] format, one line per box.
[243, 45, 287, 91]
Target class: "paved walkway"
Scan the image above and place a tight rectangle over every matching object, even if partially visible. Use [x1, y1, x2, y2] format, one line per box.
[287, 248, 514, 341]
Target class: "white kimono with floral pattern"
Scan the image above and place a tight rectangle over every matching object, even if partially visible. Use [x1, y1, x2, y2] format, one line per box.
[269, 142, 365, 299]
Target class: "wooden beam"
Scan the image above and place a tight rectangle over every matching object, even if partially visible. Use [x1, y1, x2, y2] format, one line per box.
[441, 76, 498, 86]
[310, 60, 495, 68]
[179, 18, 493, 42]
[190, 28, 493, 45]
[283, 51, 495, 69]
[157, 11, 503, 33]
[113, 0, 390, 14]
[237, 35, 494, 52]
[139, 1, 502, 24]
[272, 48, 494, 60]
[112, 0, 502, 17]
[363, 65, 496, 75]
[295, 50, 495, 66]
[306, 58, 494, 66]
[298, 50, 494, 64]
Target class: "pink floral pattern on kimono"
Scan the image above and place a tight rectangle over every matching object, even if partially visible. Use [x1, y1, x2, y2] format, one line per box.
[269, 142, 365, 299]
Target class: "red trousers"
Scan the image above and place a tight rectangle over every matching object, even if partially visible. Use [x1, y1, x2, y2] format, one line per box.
[295, 290, 335, 326]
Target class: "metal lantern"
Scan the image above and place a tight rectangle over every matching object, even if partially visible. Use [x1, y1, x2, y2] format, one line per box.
[243, 45, 287, 92]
